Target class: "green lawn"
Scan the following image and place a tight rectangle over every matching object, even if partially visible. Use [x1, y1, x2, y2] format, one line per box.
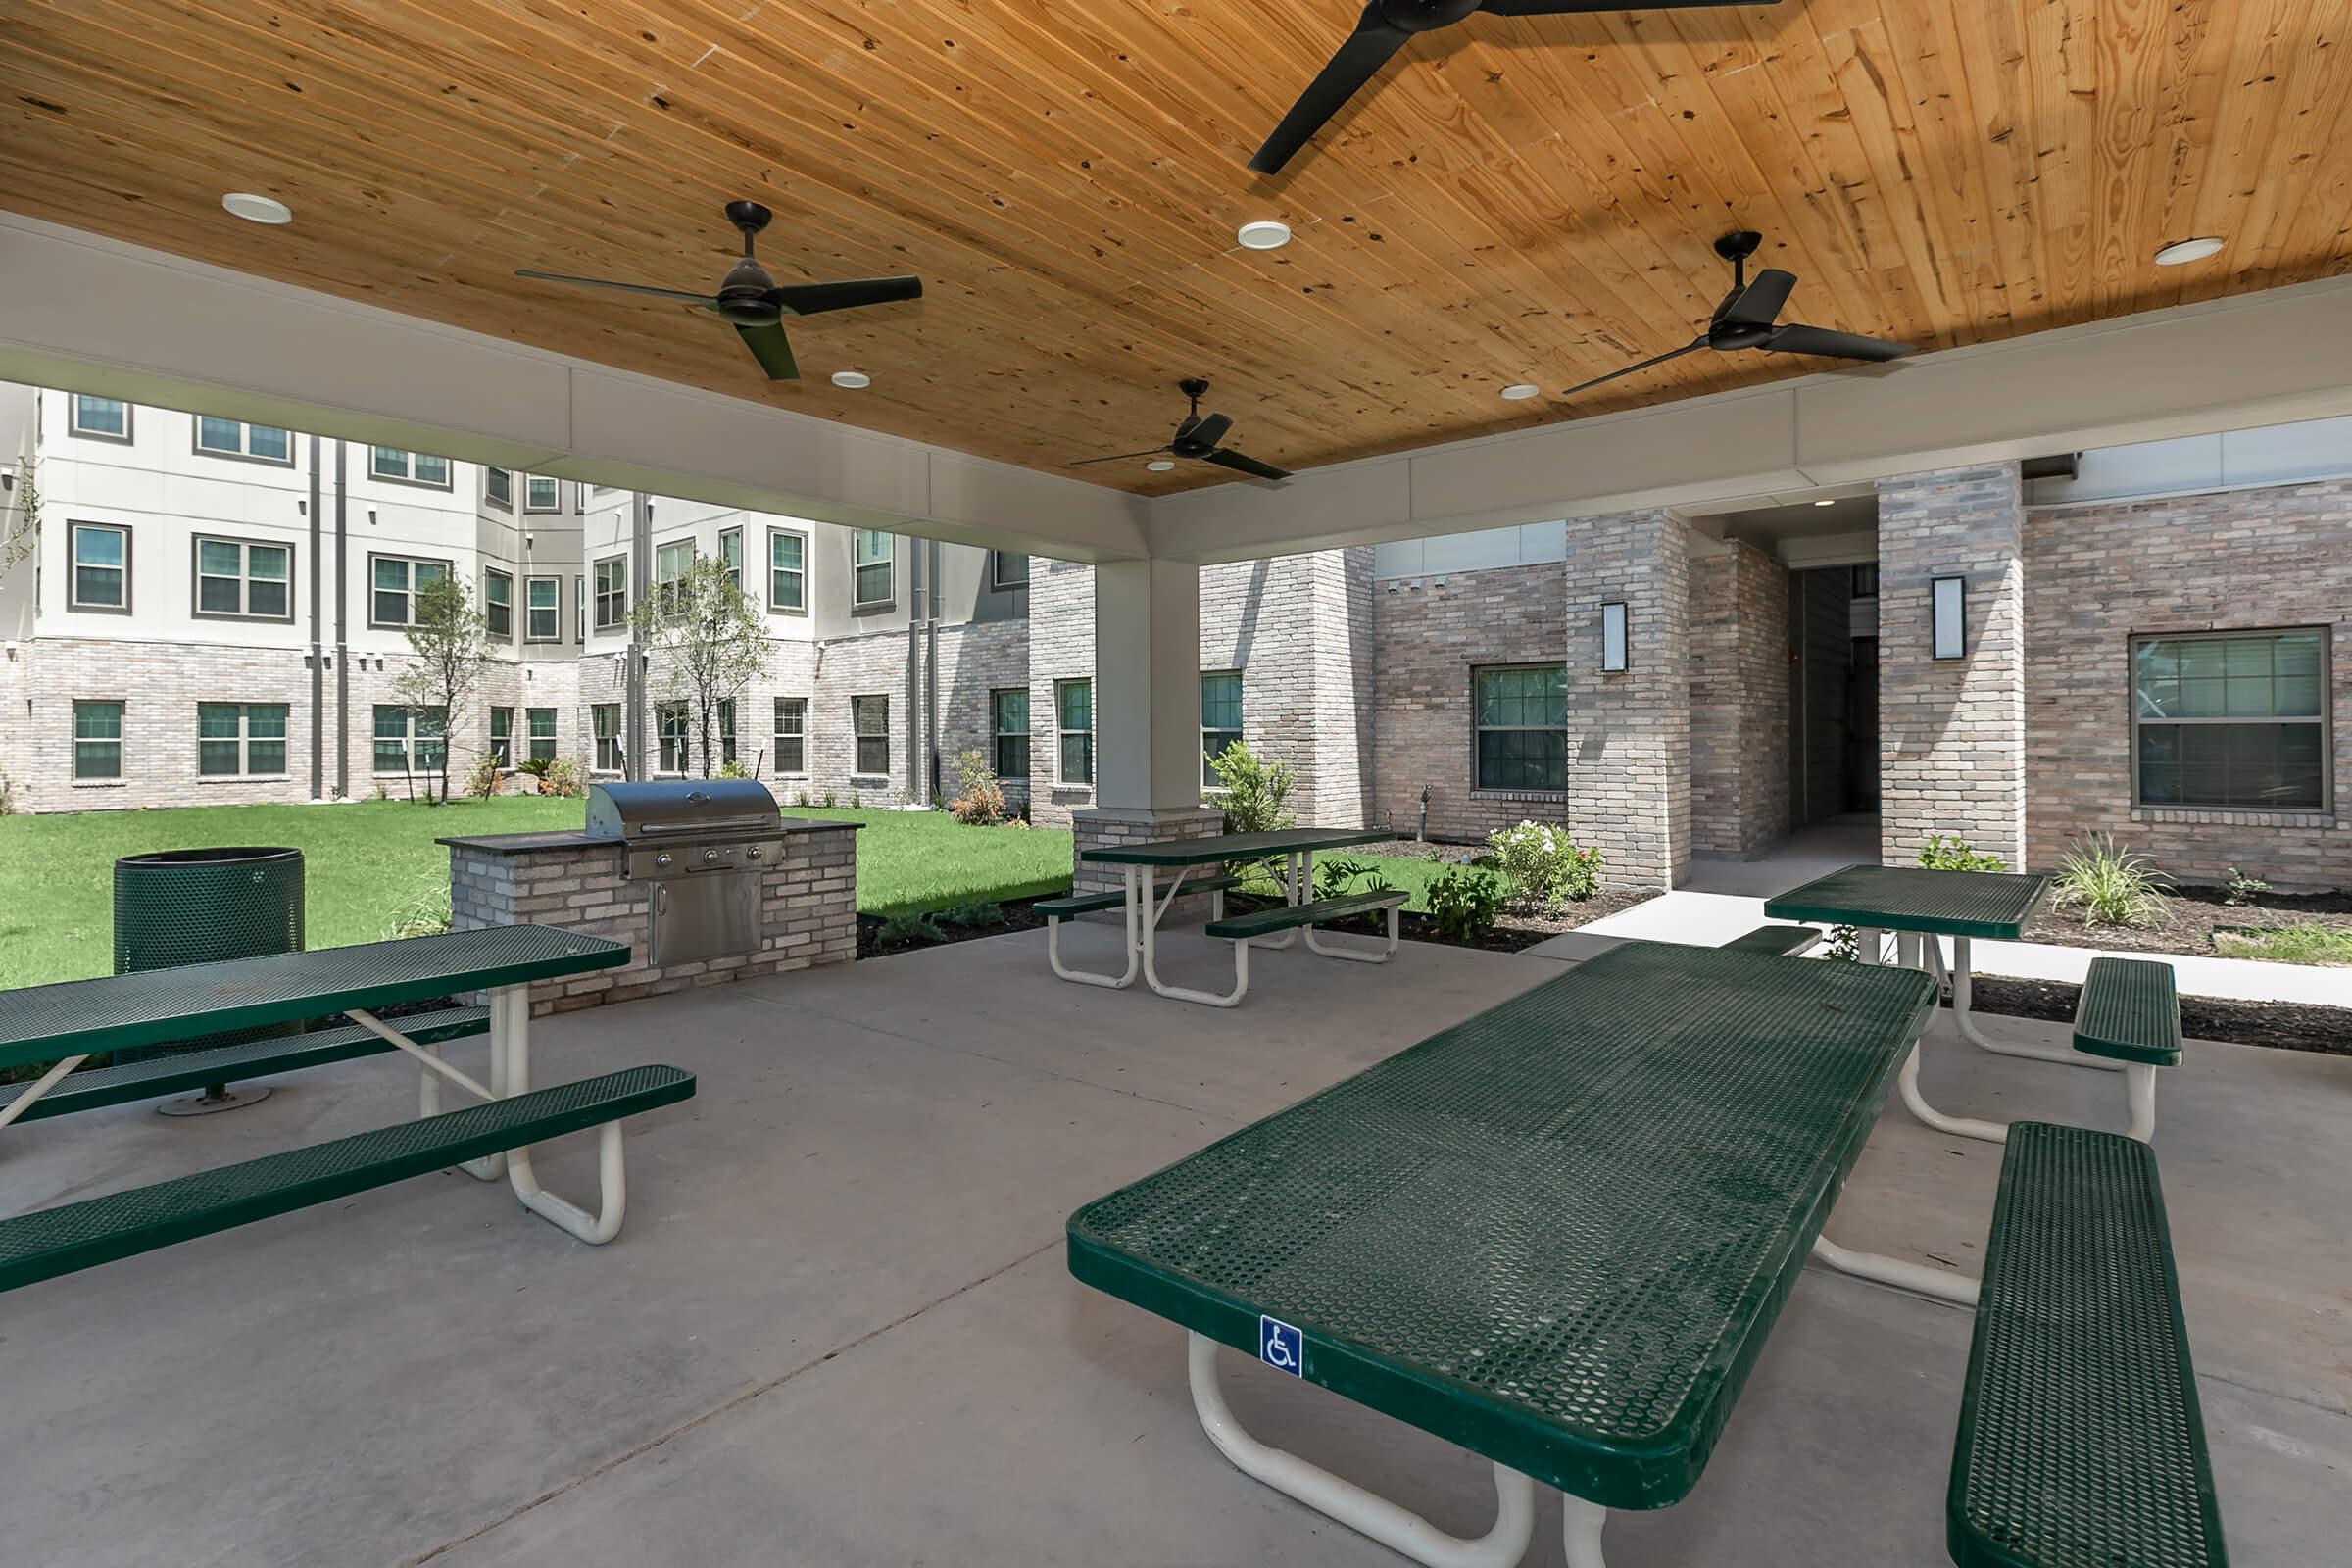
[0, 798, 1073, 989]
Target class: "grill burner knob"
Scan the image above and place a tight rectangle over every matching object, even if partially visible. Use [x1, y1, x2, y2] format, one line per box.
[703, 848, 720, 863]
[656, 853, 673, 869]
[747, 846, 762, 860]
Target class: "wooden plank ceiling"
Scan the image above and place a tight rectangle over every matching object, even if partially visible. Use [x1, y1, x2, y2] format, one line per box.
[3, 1, 2348, 494]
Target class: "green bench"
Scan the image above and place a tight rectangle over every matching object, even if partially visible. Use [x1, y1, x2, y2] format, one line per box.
[1950, 1120, 2226, 1567]
[1040, 873, 1246, 989]
[1178, 888, 1409, 1007]
[2074, 956, 2180, 1142]
[0, 1066, 695, 1293]
[1, 1004, 490, 1123]
[1717, 923, 1824, 957]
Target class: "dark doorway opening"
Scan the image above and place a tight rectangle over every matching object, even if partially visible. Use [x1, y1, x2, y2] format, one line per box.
[1788, 564, 1880, 826]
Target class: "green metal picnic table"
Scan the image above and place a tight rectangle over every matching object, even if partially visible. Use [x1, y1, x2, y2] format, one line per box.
[0, 925, 635, 1241]
[1078, 827, 1394, 1001]
[1068, 942, 1944, 1568]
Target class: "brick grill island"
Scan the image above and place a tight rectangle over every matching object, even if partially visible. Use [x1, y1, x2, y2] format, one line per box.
[439, 817, 859, 1015]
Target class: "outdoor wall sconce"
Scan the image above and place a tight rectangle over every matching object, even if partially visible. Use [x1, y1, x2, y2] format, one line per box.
[1600, 601, 1630, 672]
[1932, 575, 1968, 660]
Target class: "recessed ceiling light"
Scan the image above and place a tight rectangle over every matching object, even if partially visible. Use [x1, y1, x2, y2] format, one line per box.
[830, 370, 872, 390]
[221, 192, 292, 225]
[1237, 220, 1292, 251]
[1813, 498, 1836, 507]
[1147, 460, 1177, 472]
[1500, 384, 1542, 401]
[2153, 236, 2224, 267]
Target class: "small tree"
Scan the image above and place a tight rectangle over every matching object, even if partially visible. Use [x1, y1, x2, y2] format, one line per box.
[392, 573, 490, 805]
[1, 453, 39, 583]
[629, 553, 770, 779]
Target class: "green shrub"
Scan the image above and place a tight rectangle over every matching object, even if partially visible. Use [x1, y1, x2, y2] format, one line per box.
[1823, 924, 1861, 961]
[936, 900, 1006, 929]
[2224, 867, 2270, 906]
[538, 758, 586, 800]
[716, 758, 752, 780]
[383, 884, 453, 940]
[1312, 857, 1393, 899]
[1424, 866, 1505, 942]
[948, 749, 1007, 826]
[1485, 820, 1602, 909]
[876, 911, 948, 947]
[2052, 833, 2169, 927]
[1206, 741, 1297, 835]
[1918, 834, 2006, 873]
[463, 754, 504, 800]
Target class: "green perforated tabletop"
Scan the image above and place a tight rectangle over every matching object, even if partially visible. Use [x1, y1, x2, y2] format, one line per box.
[2074, 957, 2184, 1067]
[0, 925, 628, 1071]
[1765, 864, 2050, 940]
[1081, 827, 1392, 867]
[1067, 943, 1937, 1511]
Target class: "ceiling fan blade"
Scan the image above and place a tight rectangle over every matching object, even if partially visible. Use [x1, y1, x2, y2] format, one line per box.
[1760, 322, 1914, 362]
[1248, 5, 1412, 174]
[1071, 447, 1175, 468]
[1186, 413, 1236, 451]
[1717, 268, 1798, 328]
[767, 275, 924, 317]
[1202, 448, 1295, 483]
[514, 270, 717, 307]
[734, 321, 802, 380]
[1559, 336, 1708, 398]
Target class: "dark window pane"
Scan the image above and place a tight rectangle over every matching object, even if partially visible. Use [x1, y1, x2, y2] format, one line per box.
[249, 425, 290, 462]
[249, 580, 288, 617]
[200, 575, 243, 614]
[247, 741, 287, 775]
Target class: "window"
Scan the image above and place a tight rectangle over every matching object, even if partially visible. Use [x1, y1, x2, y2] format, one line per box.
[1200, 672, 1244, 785]
[73, 700, 122, 780]
[717, 699, 738, 765]
[593, 703, 623, 772]
[852, 529, 894, 608]
[484, 568, 514, 638]
[369, 447, 452, 488]
[485, 466, 514, 508]
[525, 474, 561, 512]
[198, 703, 288, 777]
[195, 416, 292, 465]
[525, 576, 560, 641]
[991, 689, 1029, 779]
[1475, 664, 1569, 792]
[853, 695, 890, 776]
[768, 529, 807, 612]
[69, 394, 130, 441]
[575, 575, 587, 644]
[2132, 629, 2330, 812]
[69, 522, 129, 611]
[488, 706, 514, 765]
[1056, 680, 1093, 786]
[718, 527, 744, 592]
[991, 552, 1030, 590]
[527, 708, 558, 764]
[371, 555, 449, 627]
[1851, 564, 1880, 600]
[194, 537, 292, 619]
[773, 698, 808, 775]
[656, 540, 695, 614]
[657, 702, 690, 774]
[372, 705, 446, 773]
[593, 556, 628, 629]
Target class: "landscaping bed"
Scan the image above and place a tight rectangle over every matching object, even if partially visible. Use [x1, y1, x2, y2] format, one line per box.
[2021, 884, 2352, 964]
[1962, 976, 2352, 1058]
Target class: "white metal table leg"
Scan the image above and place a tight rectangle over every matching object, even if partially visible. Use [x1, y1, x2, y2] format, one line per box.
[1562, 1494, 1609, 1568]
[1144, 864, 1251, 1006]
[0, 1053, 88, 1133]
[1895, 1042, 2008, 1145]
[2124, 1062, 2159, 1142]
[1246, 851, 1302, 950]
[1304, 904, 1401, 963]
[1943, 937, 2122, 1070]
[491, 983, 629, 1244]
[1810, 1233, 1981, 1306]
[1048, 866, 1142, 989]
[1188, 1334, 1540, 1568]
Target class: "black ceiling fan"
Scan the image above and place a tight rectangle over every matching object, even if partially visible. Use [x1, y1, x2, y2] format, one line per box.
[1250, 0, 1782, 175]
[514, 201, 921, 381]
[1073, 380, 1295, 482]
[1561, 230, 1914, 398]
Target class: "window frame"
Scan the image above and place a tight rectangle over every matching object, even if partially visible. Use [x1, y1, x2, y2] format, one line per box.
[487, 706, 514, 766]
[1055, 679, 1094, 787]
[484, 466, 514, 510]
[193, 415, 295, 466]
[767, 527, 808, 613]
[1200, 670, 1244, 787]
[773, 697, 808, 776]
[525, 707, 558, 764]
[852, 695, 891, 777]
[368, 552, 454, 630]
[191, 533, 295, 622]
[68, 521, 132, 614]
[69, 394, 133, 443]
[575, 575, 587, 645]
[484, 567, 514, 639]
[74, 699, 125, 781]
[717, 699, 738, 765]
[524, 574, 562, 642]
[717, 526, 745, 593]
[990, 551, 1030, 591]
[592, 703, 624, 773]
[368, 447, 454, 490]
[2129, 626, 2333, 814]
[851, 529, 895, 611]
[655, 539, 695, 616]
[1472, 662, 1571, 794]
[198, 701, 289, 779]
[990, 688, 1029, 779]
[371, 704, 447, 774]
[592, 555, 629, 630]
[524, 474, 563, 513]
[655, 701, 691, 775]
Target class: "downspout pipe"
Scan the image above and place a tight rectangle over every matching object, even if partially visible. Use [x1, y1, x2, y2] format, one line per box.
[927, 537, 942, 808]
[333, 439, 349, 801]
[308, 433, 322, 799]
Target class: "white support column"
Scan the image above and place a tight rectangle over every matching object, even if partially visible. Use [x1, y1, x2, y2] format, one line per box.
[1073, 558, 1223, 894]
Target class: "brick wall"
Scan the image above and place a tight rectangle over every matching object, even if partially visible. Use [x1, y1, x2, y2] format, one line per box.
[1690, 541, 1791, 856]
[2024, 477, 2352, 888]
[1200, 549, 1377, 828]
[934, 617, 1030, 811]
[1878, 462, 2028, 869]
[1561, 510, 1691, 887]
[1026, 558, 1098, 829]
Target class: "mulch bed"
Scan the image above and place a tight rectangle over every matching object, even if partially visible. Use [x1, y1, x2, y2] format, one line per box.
[1962, 976, 2352, 1058]
[2022, 883, 2352, 959]
[859, 898, 1050, 958]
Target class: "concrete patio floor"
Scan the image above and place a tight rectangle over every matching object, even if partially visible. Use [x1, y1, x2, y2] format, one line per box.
[2, 922, 2346, 1567]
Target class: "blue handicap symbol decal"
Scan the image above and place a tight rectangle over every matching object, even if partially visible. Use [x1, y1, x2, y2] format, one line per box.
[1259, 1315, 1303, 1377]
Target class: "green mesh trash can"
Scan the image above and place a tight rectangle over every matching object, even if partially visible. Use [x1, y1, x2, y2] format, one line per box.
[113, 847, 305, 1111]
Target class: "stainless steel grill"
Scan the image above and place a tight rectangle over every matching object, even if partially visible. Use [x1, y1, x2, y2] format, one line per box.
[585, 780, 786, 964]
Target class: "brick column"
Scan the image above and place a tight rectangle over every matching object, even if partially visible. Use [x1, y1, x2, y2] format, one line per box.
[1690, 540, 1792, 857]
[1562, 510, 1691, 888]
[1877, 462, 2028, 868]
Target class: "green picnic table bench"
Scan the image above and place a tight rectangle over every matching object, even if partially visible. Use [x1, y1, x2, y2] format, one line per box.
[2073, 956, 2182, 1142]
[1069, 942, 1939, 1566]
[0, 925, 693, 1291]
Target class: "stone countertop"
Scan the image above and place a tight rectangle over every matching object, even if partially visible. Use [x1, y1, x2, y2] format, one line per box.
[438, 817, 862, 856]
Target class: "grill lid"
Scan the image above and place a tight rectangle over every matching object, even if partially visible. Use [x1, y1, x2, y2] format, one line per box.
[586, 778, 782, 840]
